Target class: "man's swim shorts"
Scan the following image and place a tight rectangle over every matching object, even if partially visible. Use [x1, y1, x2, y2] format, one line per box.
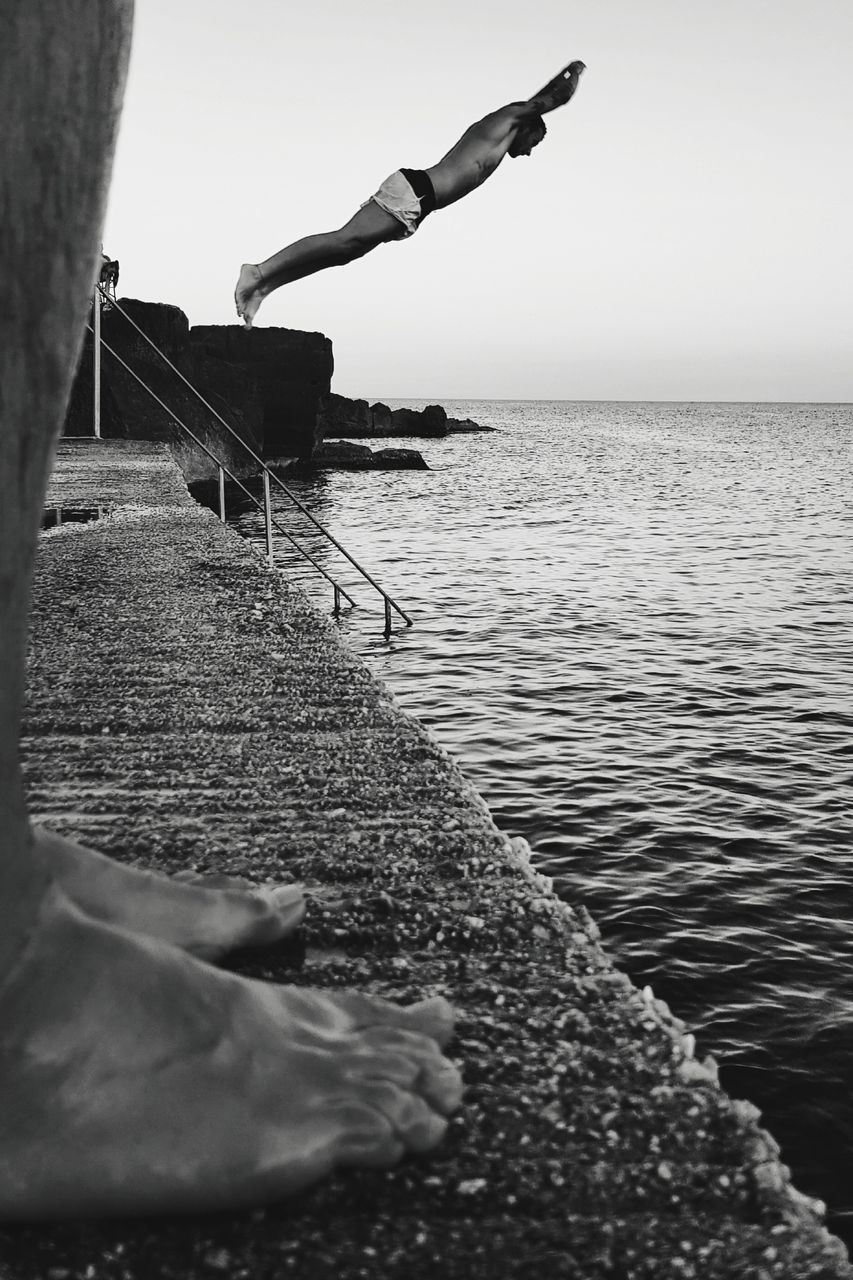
[361, 167, 437, 237]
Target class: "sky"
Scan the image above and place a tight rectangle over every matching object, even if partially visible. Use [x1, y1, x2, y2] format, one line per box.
[103, 0, 853, 402]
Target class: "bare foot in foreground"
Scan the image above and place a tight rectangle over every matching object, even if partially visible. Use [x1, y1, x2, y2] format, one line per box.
[0, 884, 462, 1219]
[234, 263, 268, 329]
[35, 826, 305, 960]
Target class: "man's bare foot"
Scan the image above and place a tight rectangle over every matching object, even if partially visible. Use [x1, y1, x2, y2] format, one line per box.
[234, 263, 267, 329]
[0, 884, 462, 1219]
[34, 826, 305, 960]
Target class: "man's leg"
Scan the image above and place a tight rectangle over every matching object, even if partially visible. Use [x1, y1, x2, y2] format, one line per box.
[2, 0, 311, 966]
[0, 0, 134, 975]
[1, 0, 461, 1220]
[235, 200, 403, 328]
[234, 60, 586, 327]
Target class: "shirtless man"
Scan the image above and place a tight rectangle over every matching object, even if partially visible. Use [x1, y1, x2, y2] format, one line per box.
[1, 1, 462, 1218]
[235, 61, 586, 328]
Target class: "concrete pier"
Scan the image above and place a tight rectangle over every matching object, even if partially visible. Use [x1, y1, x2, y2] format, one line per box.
[3, 439, 849, 1278]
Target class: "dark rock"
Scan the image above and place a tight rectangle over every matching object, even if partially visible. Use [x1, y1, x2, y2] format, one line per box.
[388, 404, 448, 437]
[190, 325, 333, 458]
[290, 441, 428, 471]
[65, 294, 489, 479]
[369, 401, 394, 433]
[317, 392, 372, 438]
[63, 300, 264, 484]
[307, 441, 377, 469]
[64, 302, 334, 470]
[422, 403, 449, 434]
[372, 448, 429, 469]
[63, 340, 125, 438]
[322, 396, 490, 439]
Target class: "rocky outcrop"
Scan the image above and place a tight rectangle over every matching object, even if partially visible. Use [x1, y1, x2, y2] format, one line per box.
[368, 401, 395, 434]
[63, 301, 333, 479]
[385, 403, 448, 437]
[371, 447, 429, 469]
[63, 301, 264, 483]
[319, 395, 447, 437]
[284, 441, 428, 471]
[318, 392, 492, 439]
[316, 392, 374, 437]
[190, 326, 332, 458]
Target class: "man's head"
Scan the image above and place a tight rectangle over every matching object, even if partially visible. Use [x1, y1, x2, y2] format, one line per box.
[509, 116, 547, 159]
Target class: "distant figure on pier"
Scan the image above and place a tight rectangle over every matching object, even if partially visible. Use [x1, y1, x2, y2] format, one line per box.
[99, 250, 120, 305]
[235, 60, 586, 328]
[1, 3, 461, 1219]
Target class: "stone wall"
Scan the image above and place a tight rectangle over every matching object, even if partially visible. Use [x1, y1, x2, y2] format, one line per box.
[190, 325, 333, 459]
[63, 301, 333, 479]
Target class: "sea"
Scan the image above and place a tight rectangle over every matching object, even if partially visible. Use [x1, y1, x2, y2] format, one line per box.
[231, 399, 853, 1241]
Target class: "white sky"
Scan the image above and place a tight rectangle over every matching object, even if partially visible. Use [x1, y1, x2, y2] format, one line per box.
[104, 0, 853, 401]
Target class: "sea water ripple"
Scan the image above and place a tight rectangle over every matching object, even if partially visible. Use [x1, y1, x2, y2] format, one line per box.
[233, 399, 853, 1235]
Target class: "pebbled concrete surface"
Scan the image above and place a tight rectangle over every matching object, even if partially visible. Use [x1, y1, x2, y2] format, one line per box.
[2, 439, 849, 1279]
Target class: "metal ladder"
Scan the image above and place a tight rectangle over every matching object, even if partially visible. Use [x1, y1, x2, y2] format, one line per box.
[87, 285, 412, 636]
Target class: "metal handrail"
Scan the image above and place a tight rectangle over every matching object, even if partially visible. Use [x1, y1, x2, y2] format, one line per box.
[97, 287, 412, 632]
[86, 324, 357, 611]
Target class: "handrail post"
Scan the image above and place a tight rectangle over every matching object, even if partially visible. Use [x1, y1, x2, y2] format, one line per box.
[263, 470, 274, 564]
[218, 465, 226, 522]
[333, 584, 341, 616]
[92, 285, 102, 438]
[383, 597, 392, 639]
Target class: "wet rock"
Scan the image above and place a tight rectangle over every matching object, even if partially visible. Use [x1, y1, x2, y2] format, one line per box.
[304, 440, 376, 469]
[290, 441, 428, 471]
[372, 448, 428, 469]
